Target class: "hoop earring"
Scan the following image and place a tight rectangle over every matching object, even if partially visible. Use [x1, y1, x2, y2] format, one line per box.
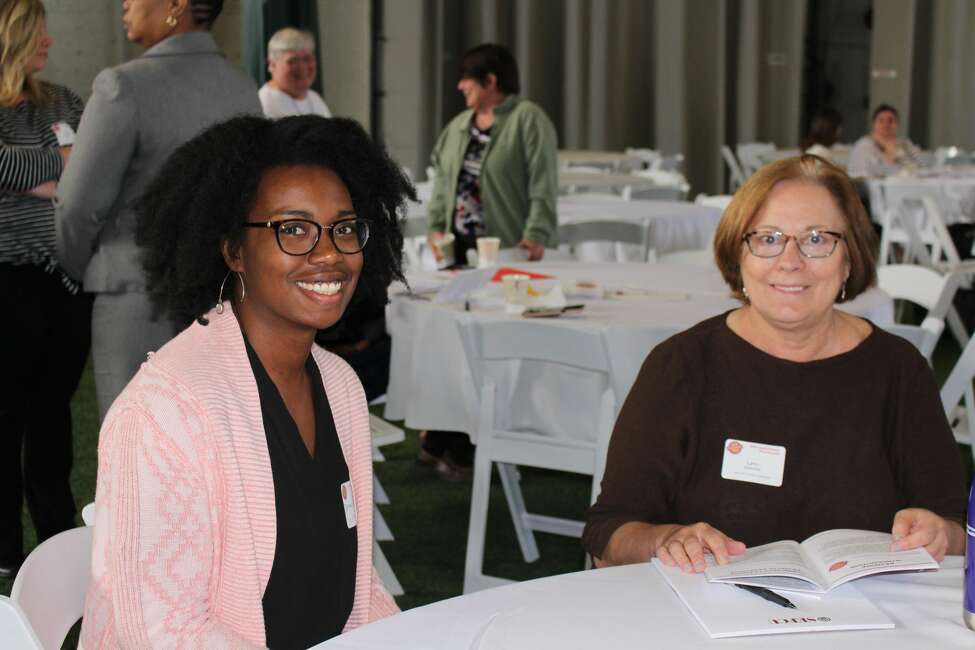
[238, 272, 247, 302]
[215, 271, 231, 314]
[165, 14, 178, 27]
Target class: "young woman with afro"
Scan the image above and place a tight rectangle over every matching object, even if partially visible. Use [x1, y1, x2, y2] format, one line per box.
[80, 115, 414, 649]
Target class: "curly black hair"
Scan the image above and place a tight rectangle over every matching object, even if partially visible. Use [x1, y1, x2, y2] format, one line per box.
[136, 115, 415, 327]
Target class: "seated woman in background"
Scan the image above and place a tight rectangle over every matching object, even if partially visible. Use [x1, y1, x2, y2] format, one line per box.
[80, 116, 412, 648]
[802, 107, 842, 163]
[847, 104, 921, 177]
[583, 155, 966, 572]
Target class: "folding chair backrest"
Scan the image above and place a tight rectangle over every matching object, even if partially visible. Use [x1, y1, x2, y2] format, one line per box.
[876, 264, 952, 313]
[735, 142, 776, 175]
[559, 219, 650, 262]
[880, 319, 945, 359]
[720, 145, 746, 191]
[0, 596, 42, 650]
[459, 317, 614, 427]
[694, 194, 733, 211]
[10, 527, 93, 650]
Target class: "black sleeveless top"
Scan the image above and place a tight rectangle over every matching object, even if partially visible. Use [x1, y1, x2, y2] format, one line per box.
[245, 339, 357, 649]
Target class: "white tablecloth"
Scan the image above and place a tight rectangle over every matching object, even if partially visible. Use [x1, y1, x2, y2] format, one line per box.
[558, 195, 721, 257]
[404, 196, 720, 260]
[866, 174, 975, 225]
[384, 263, 894, 437]
[318, 557, 971, 649]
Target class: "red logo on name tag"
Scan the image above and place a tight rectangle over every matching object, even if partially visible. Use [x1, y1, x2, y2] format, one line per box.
[727, 441, 743, 455]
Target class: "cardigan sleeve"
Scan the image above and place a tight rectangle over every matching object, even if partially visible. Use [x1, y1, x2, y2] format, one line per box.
[93, 401, 264, 649]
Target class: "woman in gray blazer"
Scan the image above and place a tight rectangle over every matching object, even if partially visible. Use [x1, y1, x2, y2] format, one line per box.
[55, 0, 262, 420]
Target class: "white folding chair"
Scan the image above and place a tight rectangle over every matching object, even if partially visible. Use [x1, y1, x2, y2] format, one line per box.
[694, 193, 733, 211]
[368, 413, 406, 595]
[457, 318, 618, 593]
[623, 147, 659, 169]
[399, 212, 432, 271]
[879, 182, 961, 269]
[0, 596, 42, 650]
[940, 334, 975, 463]
[876, 264, 962, 359]
[10, 526, 92, 650]
[559, 219, 651, 263]
[735, 142, 776, 176]
[622, 169, 689, 201]
[80, 502, 95, 526]
[720, 145, 746, 192]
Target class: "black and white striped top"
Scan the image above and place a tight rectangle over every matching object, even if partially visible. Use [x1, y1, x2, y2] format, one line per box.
[0, 82, 83, 292]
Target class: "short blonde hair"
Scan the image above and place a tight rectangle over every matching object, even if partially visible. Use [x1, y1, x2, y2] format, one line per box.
[267, 27, 315, 62]
[713, 154, 878, 303]
[0, 0, 47, 106]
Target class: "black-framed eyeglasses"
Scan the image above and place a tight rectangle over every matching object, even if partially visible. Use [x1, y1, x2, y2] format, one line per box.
[742, 229, 845, 259]
[243, 217, 371, 256]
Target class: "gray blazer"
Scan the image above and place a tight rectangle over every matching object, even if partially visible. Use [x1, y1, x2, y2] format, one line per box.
[55, 32, 262, 291]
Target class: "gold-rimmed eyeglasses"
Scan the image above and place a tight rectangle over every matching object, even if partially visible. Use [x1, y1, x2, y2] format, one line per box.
[742, 229, 845, 259]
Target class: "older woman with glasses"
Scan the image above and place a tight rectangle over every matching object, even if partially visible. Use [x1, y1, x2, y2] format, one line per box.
[584, 155, 967, 572]
[80, 115, 412, 648]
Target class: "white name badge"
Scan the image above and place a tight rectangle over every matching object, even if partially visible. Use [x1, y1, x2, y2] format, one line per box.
[720, 438, 786, 487]
[340, 480, 357, 528]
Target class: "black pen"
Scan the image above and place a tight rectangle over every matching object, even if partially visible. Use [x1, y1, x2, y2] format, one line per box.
[734, 584, 797, 609]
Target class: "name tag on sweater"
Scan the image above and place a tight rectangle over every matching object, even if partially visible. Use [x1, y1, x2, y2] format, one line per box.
[720, 438, 786, 487]
[340, 481, 357, 528]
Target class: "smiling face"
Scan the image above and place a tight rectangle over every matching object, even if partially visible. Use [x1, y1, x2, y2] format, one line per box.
[871, 109, 898, 142]
[23, 19, 50, 76]
[229, 165, 363, 337]
[269, 49, 317, 99]
[740, 180, 849, 332]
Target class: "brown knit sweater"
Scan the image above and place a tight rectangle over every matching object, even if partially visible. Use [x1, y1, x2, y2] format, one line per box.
[583, 313, 967, 559]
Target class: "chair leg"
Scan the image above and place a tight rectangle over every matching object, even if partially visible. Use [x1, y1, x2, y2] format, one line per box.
[373, 540, 404, 596]
[497, 463, 540, 563]
[947, 306, 970, 350]
[463, 449, 495, 594]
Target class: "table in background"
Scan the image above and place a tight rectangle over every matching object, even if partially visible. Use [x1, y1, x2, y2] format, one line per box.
[384, 263, 894, 437]
[318, 557, 970, 649]
[866, 172, 975, 224]
[558, 149, 644, 170]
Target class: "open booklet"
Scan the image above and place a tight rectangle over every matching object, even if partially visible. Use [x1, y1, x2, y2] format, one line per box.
[705, 529, 938, 594]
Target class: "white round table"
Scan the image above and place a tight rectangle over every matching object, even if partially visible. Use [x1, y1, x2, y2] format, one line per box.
[383, 262, 894, 437]
[317, 557, 971, 649]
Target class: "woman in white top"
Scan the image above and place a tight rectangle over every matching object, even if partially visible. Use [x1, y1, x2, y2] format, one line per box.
[847, 104, 920, 178]
[259, 27, 332, 118]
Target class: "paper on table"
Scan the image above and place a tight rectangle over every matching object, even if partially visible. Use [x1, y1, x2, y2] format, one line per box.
[432, 267, 496, 304]
[653, 558, 894, 639]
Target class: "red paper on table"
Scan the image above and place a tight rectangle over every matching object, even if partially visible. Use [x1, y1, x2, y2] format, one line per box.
[490, 267, 555, 282]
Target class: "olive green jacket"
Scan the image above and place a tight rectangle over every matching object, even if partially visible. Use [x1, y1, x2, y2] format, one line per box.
[426, 95, 558, 248]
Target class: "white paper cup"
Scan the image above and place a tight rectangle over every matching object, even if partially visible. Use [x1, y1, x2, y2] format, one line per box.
[476, 236, 501, 268]
[433, 233, 455, 269]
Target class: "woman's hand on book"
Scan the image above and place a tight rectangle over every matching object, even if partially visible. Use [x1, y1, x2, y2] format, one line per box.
[890, 508, 965, 561]
[656, 522, 747, 574]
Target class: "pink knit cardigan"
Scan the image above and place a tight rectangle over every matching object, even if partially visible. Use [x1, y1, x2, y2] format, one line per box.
[79, 306, 398, 648]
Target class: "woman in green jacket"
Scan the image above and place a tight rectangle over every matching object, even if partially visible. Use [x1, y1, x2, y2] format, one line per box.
[426, 43, 558, 266]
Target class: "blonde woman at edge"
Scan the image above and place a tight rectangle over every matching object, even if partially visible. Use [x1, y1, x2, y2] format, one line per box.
[0, 0, 90, 581]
